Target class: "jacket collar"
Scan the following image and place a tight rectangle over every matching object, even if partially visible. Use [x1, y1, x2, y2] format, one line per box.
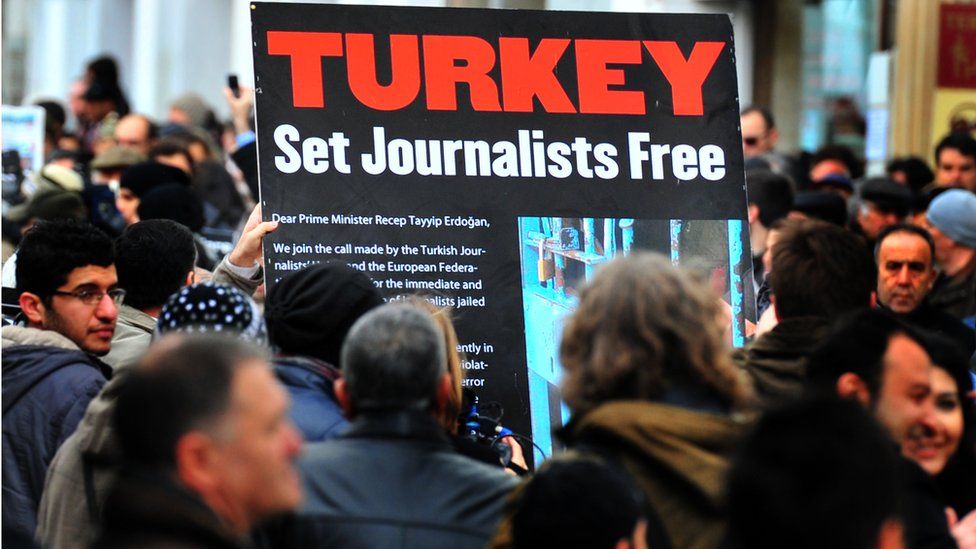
[343, 409, 450, 446]
[2, 324, 81, 351]
[118, 304, 157, 333]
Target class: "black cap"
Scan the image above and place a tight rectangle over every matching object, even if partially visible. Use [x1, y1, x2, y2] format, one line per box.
[860, 177, 912, 216]
[792, 191, 848, 226]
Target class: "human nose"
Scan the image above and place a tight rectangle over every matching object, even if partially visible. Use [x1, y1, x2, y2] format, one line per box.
[283, 422, 303, 458]
[95, 293, 118, 321]
[896, 266, 912, 285]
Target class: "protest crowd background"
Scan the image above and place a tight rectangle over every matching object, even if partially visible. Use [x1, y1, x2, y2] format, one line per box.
[2, 0, 976, 548]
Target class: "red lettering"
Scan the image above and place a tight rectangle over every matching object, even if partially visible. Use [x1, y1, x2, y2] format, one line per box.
[423, 35, 501, 111]
[267, 32, 343, 108]
[643, 41, 723, 116]
[575, 39, 645, 115]
[346, 34, 421, 111]
[499, 38, 575, 113]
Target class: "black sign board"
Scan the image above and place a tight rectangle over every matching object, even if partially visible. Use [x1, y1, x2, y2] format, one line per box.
[251, 2, 751, 461]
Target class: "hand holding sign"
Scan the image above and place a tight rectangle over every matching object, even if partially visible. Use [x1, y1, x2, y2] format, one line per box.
[229, 204, 278, 269]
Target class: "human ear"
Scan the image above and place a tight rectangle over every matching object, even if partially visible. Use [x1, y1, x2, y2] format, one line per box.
[175, 432, 221, 495]
[19, 292, 46, 326]
[836, 373, 871, 407]
[335, 377, 355, 418]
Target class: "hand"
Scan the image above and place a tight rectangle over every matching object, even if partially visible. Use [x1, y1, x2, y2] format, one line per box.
[500, 436, 527, 472]
[228, 204, 277, 268]
[223, 85, 254, 136]
[949, 507, 976, 549]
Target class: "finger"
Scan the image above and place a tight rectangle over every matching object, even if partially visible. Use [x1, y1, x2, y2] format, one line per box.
[947, 507, 959, 528]
[249, 220, 278, 237]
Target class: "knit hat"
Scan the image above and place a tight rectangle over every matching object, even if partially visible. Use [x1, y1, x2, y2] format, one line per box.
[137, 183, 205, 232]
[265, 262, 384, 367]
[91, 146, 146, 171]
[927, 189, 976, 249]
[156, 282, 267, 344]
[169, 93, 212, 129]
[119, 161, 190, 197]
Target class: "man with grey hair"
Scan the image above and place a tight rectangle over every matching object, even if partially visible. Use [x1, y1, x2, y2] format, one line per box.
[273, 302, 518, 548]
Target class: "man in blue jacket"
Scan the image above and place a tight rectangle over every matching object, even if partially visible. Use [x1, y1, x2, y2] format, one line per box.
[2, 220, 119, 539]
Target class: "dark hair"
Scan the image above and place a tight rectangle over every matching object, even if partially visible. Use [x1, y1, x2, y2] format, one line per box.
[340, 303, 446, 411]
[925, 333, 976, 516]
[769, 219, 875, 319]
[512, 455, 644, 549]
[726, 398, 902, 549]
[741, 105, 776, 130]
[15, 220, 114, 301]
[35, 100, 67, 130]
[811, 144, 864, 180]
[886, 156, 934, 193]
[746, 169, 795, 227]
[806, 309, 926, 398]
[935, 133, 976, 164]
[149, 139, 194, 173]
[114, 220, 196, 310]
[874, 223, 935, 263]
[114, 335, 268, 469]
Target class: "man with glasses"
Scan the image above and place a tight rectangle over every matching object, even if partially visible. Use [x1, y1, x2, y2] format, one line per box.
[2, 220, 120, 540]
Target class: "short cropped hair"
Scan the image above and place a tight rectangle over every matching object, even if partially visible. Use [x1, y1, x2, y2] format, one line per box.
[340, 303, 446, 411]
[16, 220, 114, 302]
[741, 105, 775, 130]
[726, 398, 901, 549]
[873, 223, 935, 263]
[746, 169, 795, 227]
[114, 335, 269, 469]
[806, 309, 926, 398]
[115, 219, 196, 310]
[935, 133, 976, 164]
[770, 219, 875, 319]
[560, 253, 751, 415]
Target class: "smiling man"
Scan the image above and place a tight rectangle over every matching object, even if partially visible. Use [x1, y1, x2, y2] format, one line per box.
[2, 220, 119, 539]
[874, 224, 974, 358]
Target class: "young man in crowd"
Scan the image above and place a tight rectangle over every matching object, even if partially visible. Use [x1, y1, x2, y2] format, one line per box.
[732, 219, 876, 408]
[274, 303, 518, 548]
[806, 310, 962, 548]
[2, 220, 119, 538]
[934, 133, 976, 192]
[94, 335, 302, 547]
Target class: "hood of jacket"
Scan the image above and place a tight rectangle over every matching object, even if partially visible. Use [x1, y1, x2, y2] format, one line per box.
[2, 326, 98, 415]
[564, 400, 744, 511]
[734, 316, 828, 407]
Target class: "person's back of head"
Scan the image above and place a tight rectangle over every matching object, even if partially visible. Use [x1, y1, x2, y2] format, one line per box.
[559, 253, 750, 416]
[115, 219, 195, 311]
[136, 183, 206, 233]
[16, 219, 114, 301]
[725, 398, 902, 549]
[769, 219, 875, 319]
[511, 454, 646, 549]
[746, 169, 795, 228]
[265, 262, 383, 367]
[156, 282, 267, 344]
[339, 302, 446, 413]
[886, 156, 934, 193]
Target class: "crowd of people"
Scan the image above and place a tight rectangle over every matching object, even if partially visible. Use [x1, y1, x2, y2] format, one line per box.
[1, 55, 975, 549]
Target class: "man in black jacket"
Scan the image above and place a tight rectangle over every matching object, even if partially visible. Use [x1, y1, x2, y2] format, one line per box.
[875, 224, 974, 358]
[277, 303, 519, 548]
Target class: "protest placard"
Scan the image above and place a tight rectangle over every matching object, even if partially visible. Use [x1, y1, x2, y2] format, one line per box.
[252, 2, 751, 461]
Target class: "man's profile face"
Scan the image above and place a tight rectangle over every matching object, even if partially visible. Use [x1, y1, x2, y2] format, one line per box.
[116, 188, 140, 226]
[213, 363, 302, 526]
[741, 111, 776, 158]
[872, 334, 935, 445]
[876, 232, 936, 314]
[935, 148, 976, 191]
[857, 202, 898, 240]
[44, 265, 119, 356]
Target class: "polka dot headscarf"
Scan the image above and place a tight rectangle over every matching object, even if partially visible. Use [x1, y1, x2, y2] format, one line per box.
[156, 282, 267, 344]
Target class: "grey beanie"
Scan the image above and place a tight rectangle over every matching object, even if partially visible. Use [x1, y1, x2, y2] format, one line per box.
[927, 189, 976, 249]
